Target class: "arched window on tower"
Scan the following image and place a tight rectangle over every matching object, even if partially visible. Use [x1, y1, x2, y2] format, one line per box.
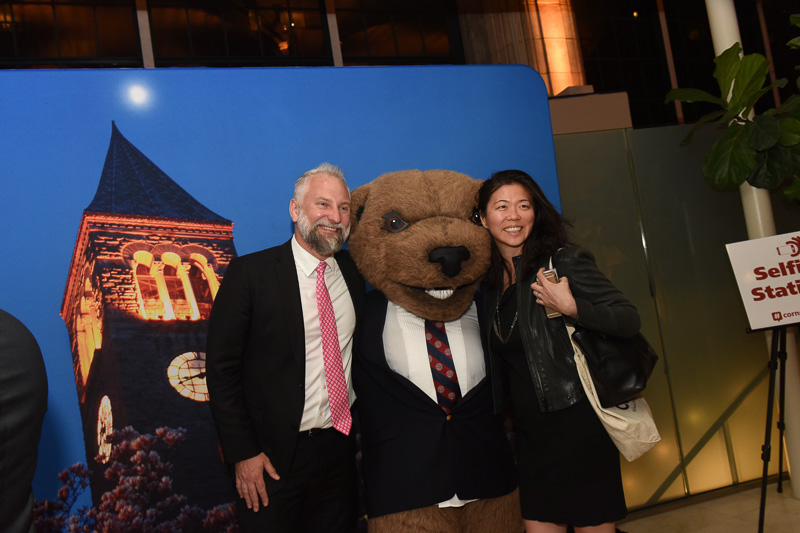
[188, 252, 220, 318]
[161, 252, 195, 320]
[133, 251, 165, 319]
[76, 276, 102, 385]
[189, 262, 213, 317]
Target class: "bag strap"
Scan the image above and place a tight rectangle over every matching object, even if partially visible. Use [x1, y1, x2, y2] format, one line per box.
[549, 247, 563, 272]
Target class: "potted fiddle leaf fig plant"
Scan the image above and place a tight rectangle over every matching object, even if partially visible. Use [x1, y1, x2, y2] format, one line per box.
[665, 14, 800, 200]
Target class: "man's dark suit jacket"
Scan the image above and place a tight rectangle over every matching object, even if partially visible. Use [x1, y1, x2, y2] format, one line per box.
[354, 291, 517, 518]
[207, 239, 365, 483]
[0, 309, 48, 533]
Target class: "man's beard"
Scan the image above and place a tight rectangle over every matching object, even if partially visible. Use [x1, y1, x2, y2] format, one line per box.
[297, 211, 350, 257]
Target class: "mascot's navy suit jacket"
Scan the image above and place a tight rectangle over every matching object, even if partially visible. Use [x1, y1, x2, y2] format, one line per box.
[207, 239, 365, 481]
[354, 291, 517, 518]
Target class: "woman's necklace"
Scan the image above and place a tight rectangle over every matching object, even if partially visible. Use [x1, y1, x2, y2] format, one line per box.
[493, 289, 519, 344]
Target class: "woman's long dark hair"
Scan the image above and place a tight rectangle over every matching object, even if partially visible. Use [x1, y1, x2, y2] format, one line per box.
[477, 169, 571, 288]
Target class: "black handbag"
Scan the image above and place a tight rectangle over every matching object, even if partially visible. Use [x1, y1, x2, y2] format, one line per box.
[571, 328, 659, 408]
[548, 250, 658, 407]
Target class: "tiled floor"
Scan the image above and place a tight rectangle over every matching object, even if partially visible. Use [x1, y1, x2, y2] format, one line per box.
[619, 480, 800, 533]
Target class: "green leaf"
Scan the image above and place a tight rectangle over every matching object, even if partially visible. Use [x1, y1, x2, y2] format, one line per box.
[742, 80, 787, 116]
[665, 88, 724, 106]
[748, 115, 781, 150]
[790, 14, 800, 27]
[784, 177, 800, 201]
[773, 94, 800, 118]
[714, 42, 742, 100]
[791, 143, 800, 167]
[789, 36, 800, 49]
[703, 124, 755, 188]
[779, 118, 800, 147]
[730, 53, 770, 108]
[747, 145, 795, 189]
[679, 110, 725, 146]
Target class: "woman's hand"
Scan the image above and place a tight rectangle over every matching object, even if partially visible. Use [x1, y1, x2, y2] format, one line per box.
[531, 267, 578, 319]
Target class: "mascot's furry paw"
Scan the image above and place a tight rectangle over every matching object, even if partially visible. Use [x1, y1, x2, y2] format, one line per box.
[461, 489, 523, 533]
[367, 489, 522, 533]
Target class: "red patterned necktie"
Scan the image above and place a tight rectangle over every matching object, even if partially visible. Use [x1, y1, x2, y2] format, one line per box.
[315, 261, 352, 435]
[425, 319, 461, 413]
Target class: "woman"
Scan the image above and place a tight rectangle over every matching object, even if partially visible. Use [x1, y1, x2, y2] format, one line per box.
[477, 169, 641, 533]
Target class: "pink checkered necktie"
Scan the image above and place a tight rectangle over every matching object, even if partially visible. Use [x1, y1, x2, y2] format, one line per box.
[315, 261, 352, 435]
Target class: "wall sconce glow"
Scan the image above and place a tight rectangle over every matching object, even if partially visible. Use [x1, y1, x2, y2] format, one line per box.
[128, 85, 149, 106]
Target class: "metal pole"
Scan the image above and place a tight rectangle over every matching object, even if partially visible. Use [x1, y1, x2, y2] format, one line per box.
[324, 0, 343, 67]
[135, 0, 155, 69]
[758, 328, 781, 532]
[704, 0, 800, 500]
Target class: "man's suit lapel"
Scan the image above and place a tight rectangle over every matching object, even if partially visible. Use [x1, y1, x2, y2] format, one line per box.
[335, 249, 365, 326]
[275, 240, 307, 376]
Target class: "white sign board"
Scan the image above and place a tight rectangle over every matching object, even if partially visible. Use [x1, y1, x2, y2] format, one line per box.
[726, 231, 800, 330]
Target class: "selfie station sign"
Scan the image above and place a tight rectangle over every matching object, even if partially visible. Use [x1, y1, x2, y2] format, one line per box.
[726, 231, 800, 330]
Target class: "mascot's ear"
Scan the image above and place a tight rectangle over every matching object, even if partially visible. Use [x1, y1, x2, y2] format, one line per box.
[350, 183, 370, 234]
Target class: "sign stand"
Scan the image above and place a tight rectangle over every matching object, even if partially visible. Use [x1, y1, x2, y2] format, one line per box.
[727, 232, 800, 532]
[752, 325, 792, 533]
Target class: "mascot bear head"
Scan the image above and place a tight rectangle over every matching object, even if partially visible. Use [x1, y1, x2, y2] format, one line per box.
[348, 169, 490, 322]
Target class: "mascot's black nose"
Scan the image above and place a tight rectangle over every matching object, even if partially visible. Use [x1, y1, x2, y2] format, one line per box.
[428, 246, 470, 278]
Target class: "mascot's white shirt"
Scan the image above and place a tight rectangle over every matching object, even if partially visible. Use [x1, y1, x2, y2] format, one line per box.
[383, 300, 486, 507]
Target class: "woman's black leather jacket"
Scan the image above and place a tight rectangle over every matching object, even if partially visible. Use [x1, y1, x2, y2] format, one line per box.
[483, 246, 641, 413]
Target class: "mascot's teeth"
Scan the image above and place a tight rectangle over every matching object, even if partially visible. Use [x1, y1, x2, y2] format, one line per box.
[426, 289, 454, 300]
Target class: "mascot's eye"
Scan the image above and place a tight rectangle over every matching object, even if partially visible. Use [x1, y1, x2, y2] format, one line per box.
[470, 207, 482, 226]
[381, 210, 409, 233]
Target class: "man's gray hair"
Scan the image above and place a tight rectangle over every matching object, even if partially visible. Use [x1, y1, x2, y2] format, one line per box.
[294, 162, 349, 204]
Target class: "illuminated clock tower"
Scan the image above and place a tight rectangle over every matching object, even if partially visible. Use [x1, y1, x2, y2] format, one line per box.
[61, 122, 236, 508]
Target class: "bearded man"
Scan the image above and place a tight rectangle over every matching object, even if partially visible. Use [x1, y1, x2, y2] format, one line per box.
[207, 163, 365, 532]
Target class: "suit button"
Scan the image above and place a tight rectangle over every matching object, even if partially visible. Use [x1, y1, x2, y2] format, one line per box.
[446, 414, 452, 421]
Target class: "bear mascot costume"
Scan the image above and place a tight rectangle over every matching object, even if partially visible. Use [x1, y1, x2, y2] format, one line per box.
[348, 169, 521, 532]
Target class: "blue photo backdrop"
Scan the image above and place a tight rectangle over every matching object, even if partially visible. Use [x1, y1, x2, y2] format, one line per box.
[0, 65, 558, 506]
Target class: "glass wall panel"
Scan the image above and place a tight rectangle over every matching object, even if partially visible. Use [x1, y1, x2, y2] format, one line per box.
[628, 124, 781, 493]
[148, 1, 332, 66]
[150, 7, 192, 57]
[1, 1, 140, 67]
[254, 8, 291, 56]
[292, 9, 325, 56]
[221, 8, 259, 57]
[393, 13, 423, 56]
[186, 7, 226, 57]
[728, 379, 777, 482]
[421, 15, 449, 56]
[14, 5, 58, 57]
[55, 5, 97, 57]
[335, 0, 462, 65]
[554, 123, 787, 509]
[96, 7, 139, 57]
[363, 11, 394, 56]
[554, 129, 684, 508]
[684, 431, 734, 494]
[337, 10, 368, 56]
[0, 5, 15, 57]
